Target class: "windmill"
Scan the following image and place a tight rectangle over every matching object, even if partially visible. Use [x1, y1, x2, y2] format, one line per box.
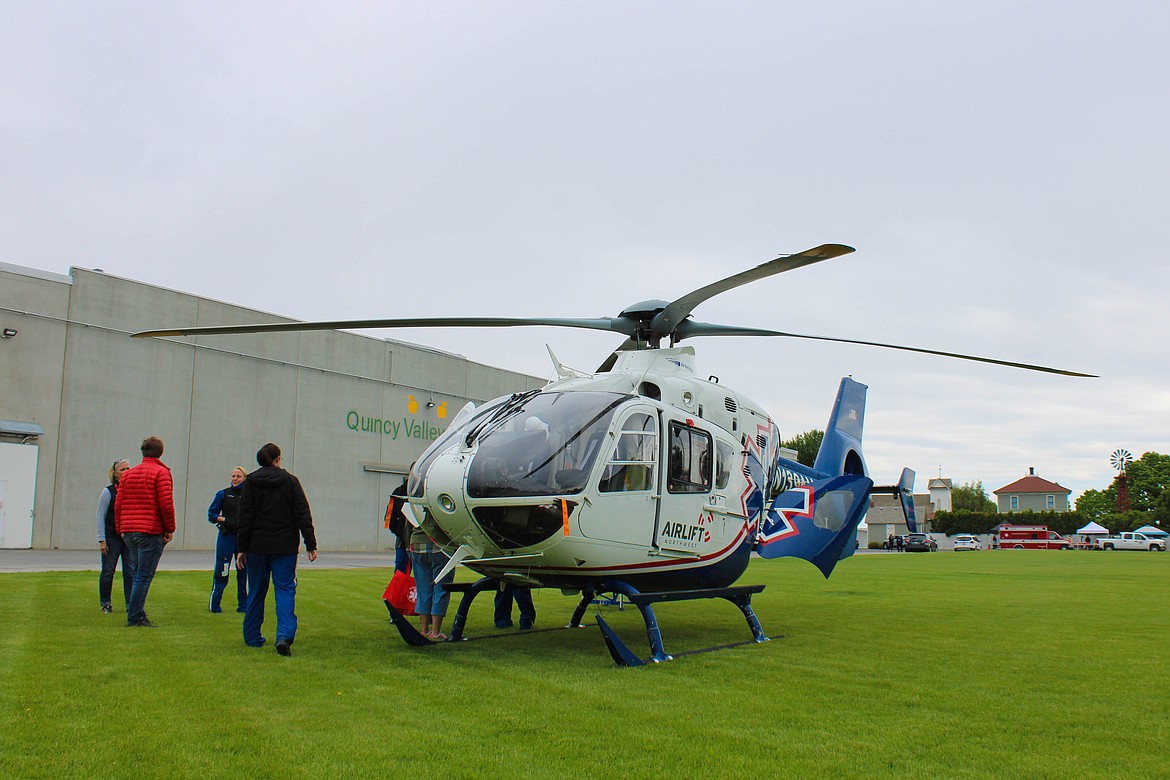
[1110, 448, 1133, 512]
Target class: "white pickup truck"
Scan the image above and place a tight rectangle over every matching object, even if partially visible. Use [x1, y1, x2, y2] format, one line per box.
[1097, 532, 1166, 551]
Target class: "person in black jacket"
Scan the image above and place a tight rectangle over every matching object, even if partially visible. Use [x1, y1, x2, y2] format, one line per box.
[236, 443, 318, 656]
[207, 466, 248, 613]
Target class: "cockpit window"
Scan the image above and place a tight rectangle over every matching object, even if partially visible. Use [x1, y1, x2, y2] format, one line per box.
[408, 395, 509, 497]
[467, 391, 631, 498]
[599, 412, 657, 492]
[668, 422, 712, 494]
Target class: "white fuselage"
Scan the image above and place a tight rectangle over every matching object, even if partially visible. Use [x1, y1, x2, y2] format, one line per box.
[410, 348, 780, 590]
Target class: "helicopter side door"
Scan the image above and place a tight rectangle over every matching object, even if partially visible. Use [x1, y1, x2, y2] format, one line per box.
[577, 408, 660, 547]
[654, 417, 719, 555]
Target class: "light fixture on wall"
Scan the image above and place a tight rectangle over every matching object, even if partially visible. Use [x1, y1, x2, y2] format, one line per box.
[1, 328, 16, 339]
[426, 400, 437, 408]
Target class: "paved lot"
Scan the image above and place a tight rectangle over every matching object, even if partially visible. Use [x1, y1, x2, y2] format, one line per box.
[0, 549, 392, 573]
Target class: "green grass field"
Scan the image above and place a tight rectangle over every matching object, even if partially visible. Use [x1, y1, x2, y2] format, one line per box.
[2, 551, 1166, 779]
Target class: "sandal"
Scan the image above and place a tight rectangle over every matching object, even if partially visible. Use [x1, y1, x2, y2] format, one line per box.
[430, 632, 447, 641]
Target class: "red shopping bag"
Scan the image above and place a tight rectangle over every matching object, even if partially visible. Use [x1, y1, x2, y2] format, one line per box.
[383, 563, 417, 617]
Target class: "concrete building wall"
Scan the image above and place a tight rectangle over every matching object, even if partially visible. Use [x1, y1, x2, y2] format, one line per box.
[0, 263, 544, 552]
[0, 264, 73, 546]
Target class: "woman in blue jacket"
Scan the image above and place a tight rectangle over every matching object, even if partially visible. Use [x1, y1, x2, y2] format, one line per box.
[208, 466, 248, 613]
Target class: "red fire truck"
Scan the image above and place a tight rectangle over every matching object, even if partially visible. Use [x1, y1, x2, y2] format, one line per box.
[996, 524, 1073, 550]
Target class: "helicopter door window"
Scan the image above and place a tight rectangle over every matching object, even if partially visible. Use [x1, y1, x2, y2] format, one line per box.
[714, 440, 734, 490]
[667, 422, 712, 494]
[599, 413, 657, 493]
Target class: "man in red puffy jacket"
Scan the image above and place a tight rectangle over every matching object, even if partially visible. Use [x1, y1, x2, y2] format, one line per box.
[115, 436, 175, 627]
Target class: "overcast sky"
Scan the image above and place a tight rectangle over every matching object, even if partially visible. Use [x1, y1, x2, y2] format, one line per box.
[3, 2, 1167, 503]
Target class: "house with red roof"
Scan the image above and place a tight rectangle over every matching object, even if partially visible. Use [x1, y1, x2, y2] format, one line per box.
[993, 467, 1072, 513]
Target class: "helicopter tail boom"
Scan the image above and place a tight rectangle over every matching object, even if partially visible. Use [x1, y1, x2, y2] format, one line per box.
[751, 377, 873, 577]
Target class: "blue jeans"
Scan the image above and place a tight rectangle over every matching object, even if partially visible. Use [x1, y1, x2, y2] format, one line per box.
[210, 531, 247, 612]
[411, 550, 453, 617]
[243, 553, 298, 647]
[494, 584, 536, 628]
[123, 532, 164, 625]
[99, 535, 134, 609]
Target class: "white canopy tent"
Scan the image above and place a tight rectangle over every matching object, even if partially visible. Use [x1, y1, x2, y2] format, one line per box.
[1075, 521, 1110, 535]
[1133, 524, 1168, 537]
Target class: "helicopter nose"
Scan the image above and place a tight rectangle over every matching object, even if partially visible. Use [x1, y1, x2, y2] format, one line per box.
[420, 449, 480, 543]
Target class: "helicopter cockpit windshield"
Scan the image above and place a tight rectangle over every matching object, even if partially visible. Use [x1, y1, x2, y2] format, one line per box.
[408, 394, 511, 498]
[466, 391, 630, 498]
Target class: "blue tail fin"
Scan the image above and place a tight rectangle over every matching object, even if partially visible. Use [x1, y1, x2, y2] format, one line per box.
[812, 378, 867, 478]
[754, 377, 871, 578]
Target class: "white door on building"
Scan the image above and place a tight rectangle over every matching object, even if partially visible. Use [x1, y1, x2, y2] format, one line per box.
[0, 442, 38, 548]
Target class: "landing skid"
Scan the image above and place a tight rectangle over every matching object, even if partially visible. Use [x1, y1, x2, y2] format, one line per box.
[383, 577, 772, 666]
[383, 599, 433, 645]
[588, 582, 772, 666]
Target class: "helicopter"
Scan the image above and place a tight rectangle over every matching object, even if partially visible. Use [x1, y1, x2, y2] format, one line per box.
[136, 243, 1092, 665]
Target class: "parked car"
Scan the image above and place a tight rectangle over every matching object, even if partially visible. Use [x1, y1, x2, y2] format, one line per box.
[904, 533, 934, 552]
[1097, 532, 1166, 551]
[953, 534, 981, 551]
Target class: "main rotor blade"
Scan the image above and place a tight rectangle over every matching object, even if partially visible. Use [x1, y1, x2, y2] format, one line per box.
[649, 243, 855, 337]
[673, 321, 1096, 377]
[133, 316, 634, 339]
